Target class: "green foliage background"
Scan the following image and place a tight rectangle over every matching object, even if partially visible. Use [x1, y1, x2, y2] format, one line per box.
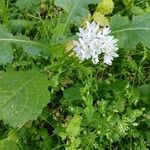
[0, 0, 150, 149]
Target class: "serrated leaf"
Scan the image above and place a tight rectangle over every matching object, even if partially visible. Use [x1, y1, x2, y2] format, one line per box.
[0, 43, 14, 64]
[66, 137, 81, 150]
[10, 19, 34, 33]
[55, 0, 99, 26]
[131, 6, 144, 15]
[16, 0, 41, 11]
[66, 115, 82, 137]
[0, 69, 50, 127]
[0, 25, 50, 64]
[110, 13, 150, 48]
[20, 37, 50, 58]
[0, 25, 14, 64]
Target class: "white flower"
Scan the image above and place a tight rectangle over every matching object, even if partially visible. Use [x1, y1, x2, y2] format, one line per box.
[73, 21, 119, 65]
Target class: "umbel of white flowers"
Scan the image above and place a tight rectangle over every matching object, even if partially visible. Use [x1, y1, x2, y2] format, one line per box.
[73, 21, 119, 65]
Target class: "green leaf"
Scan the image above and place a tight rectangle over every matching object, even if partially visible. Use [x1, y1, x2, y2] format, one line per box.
[0, 0, 5, 17]
[0, 43, 14, 64]
[10, 19, 34, 33]
[63, 84, 82, 101]
[148, 0, 150, 5]
[16, 0, 41, 11]
[0, 69, 50, 127]
[0, 25, 50, 64]
[111, 80, 128, 93]
[131, 6, 144, 15]
[66, 115, 82, 137]
[97, 81, 110, 97]
[84, 105, 95, 121]
[55, 0, 99, 26]
[126, 109, 144, 123]
[138, 84, 150, 105]
[123, 0, 134, 7]
[0, 139, 19, 150]
[0, 25, 14, 64]
[110, 13, 150, 48]
[19, 36, 50, 58]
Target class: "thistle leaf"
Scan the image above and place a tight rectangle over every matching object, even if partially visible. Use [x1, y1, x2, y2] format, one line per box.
[0, 25, 50, 64]
[110, 13, 150, 48]
[55, 0, 99, 26]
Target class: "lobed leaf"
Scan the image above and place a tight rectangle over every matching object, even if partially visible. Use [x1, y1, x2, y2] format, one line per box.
[55, 0, 100, 26]
[110, 13, 150, 49]
[0, 25, 50, 65]
[0, 25, 14, 64]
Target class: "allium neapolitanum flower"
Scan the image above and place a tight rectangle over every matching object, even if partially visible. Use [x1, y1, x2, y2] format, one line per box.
[73, 21, 119, 65]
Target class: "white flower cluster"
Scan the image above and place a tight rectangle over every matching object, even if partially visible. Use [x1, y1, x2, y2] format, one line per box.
[73, 21, 119, 65]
